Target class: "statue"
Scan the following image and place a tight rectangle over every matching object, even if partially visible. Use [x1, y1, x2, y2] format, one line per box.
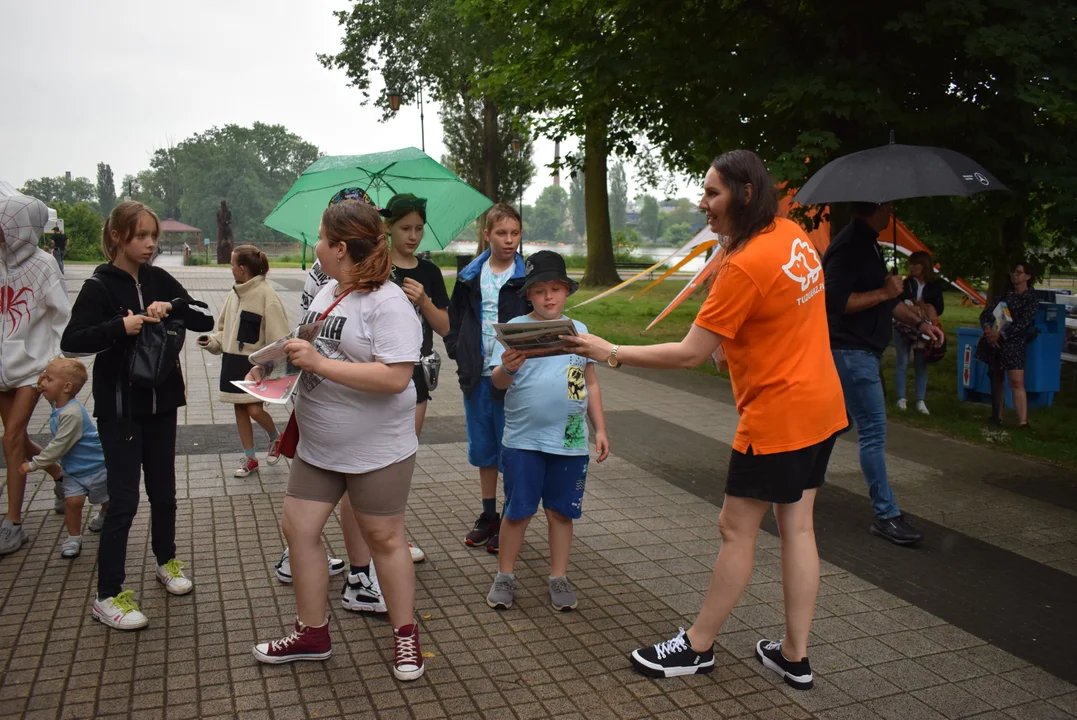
[216, 200, 234, 264]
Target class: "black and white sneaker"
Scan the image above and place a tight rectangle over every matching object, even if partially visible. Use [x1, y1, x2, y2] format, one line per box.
[341, 571, 387, 613]
[630, 628, 715, 678]
[274, 548, 347, 584]
[755, 639, 813, 690]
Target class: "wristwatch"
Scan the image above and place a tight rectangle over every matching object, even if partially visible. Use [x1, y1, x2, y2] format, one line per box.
[607, 345, 621, 368]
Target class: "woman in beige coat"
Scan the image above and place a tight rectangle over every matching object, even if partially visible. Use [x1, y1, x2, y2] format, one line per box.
[198, 245, 290, 477]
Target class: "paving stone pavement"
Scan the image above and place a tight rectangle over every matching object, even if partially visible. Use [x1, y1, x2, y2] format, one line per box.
[0, 264, 1075, 719]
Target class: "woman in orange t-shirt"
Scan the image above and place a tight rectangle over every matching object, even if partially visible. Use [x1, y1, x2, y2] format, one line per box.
[566, 150, 846, 689]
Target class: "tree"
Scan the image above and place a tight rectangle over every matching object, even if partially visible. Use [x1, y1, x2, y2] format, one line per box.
[663, 222, 694, 246]
[530, 185, 569, 241]
[659, 198, 703, 237]
[19, 176, 97, 207]
[440, 95, 535, 205]
[608, 161, 628, 232]
[319, 0, 517, 203]
[638, 195, 660, 241]
[96, 163, 117, 216]
[626, 0, 1077, 296]
[569, 171, 586, 240]
[50, 201, 104, 261]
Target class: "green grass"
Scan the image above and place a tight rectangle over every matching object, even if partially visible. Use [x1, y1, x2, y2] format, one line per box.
[557, 282, 1077, 470]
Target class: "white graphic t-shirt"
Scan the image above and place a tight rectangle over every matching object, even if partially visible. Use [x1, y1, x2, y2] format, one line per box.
[480, 260, 515, 375]
[295, 279, 422, 473]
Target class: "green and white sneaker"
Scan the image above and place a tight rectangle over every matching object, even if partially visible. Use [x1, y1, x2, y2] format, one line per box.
[93, 590, 149, 630]
[156, 559, 194, 595]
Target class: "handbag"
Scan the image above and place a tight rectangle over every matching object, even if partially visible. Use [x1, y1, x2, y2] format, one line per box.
[277, 288, 353, 459]
[89, 275, 208, 388]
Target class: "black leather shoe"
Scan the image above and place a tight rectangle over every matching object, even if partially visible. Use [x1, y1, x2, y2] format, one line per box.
[870, 515, 923, 546]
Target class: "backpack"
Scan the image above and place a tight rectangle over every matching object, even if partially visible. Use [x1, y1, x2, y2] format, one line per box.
[89, 274, 205, 388]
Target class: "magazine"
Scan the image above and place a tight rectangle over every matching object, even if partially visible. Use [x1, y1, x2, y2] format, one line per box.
[494, 318, 579, 357]
[230, 320, 323, 404]
[992, 302, 1012, 332]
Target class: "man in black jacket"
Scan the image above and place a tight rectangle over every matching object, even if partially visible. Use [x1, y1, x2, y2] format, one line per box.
[445, 204, 529, 553]
[823, 203, 944, 547]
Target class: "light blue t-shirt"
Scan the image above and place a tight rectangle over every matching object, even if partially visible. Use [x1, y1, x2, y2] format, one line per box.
[491, 316, 594, 456]
[480, 260, 516, 375]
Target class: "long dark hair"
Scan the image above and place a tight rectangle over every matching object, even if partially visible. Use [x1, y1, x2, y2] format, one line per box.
[711, 150, 778, 255]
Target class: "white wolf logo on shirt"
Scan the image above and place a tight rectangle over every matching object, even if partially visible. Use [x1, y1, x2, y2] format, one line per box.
[781, 238, 822, 291]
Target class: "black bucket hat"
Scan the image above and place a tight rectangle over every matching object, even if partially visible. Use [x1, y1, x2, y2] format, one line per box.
[521, 250, 579, 296]
[385, 193, 427, 223]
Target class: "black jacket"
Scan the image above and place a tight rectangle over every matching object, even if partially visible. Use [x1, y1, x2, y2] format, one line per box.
[823, 218, 898, 357]
[445, 250, 529, 398]
[61, 263, 214, 420]
[901, 277, 944, 317]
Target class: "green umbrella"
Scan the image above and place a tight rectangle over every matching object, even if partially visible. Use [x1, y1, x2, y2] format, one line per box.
[264, 147, 493, 251]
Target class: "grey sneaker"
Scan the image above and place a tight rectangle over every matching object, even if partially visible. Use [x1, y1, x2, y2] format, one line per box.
[54, 480, 65, 514]
[89, 511, 106, 533]
[61, 536, 82, 559]
[0, 519, 28, 555]
[486, 573, 516, 609]
[549, 576, 578, 612]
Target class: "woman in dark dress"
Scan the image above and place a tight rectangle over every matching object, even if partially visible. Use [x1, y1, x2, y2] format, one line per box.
[976, 262, 1037, 427]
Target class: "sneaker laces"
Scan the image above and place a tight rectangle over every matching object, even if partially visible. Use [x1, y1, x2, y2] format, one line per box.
[763, 640, 782, 652]
[271, 627, 303, 652]
[111, 590, 141, 614]
[161, 558, 187, 579]
[550, 577, 571, 595]
[395, 630, 420, 665]
[492, 577, 514, 594]
[472, 514, 490, 532]
[654, 629, 689, 659]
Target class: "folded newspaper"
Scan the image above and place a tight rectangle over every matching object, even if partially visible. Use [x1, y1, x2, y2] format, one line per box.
[493, 318, 579, 357]
[231, 320, 323, 404]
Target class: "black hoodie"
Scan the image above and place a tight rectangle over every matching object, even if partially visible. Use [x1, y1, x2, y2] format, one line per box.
[61, 263, 215, 420]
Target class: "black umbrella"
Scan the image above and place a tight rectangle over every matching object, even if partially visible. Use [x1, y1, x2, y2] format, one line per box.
[792, 135, 1007, 266]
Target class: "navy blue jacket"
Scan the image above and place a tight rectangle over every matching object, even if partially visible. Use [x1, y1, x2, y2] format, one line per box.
[445, 250, 529, 398]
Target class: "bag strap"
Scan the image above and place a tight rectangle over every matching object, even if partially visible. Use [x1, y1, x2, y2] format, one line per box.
[315, 287, 353, 322]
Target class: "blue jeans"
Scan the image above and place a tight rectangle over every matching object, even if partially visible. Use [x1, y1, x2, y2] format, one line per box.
[893, 329, 927, 403]
[831, 349, 901, 520]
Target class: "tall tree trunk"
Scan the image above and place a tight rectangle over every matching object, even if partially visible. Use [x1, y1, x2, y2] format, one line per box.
[581, 110, 620, 287]
[480, 98, 500, 203]
[988, 213, 1026, 299]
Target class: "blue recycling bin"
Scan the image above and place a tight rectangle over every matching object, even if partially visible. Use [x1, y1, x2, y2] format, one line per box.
[956, 303, 1065, 408]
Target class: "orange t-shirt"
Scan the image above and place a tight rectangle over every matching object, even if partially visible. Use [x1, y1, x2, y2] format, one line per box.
[694, 218, 847, 455]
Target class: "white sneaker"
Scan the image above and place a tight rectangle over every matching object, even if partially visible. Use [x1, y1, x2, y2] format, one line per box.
[275, 547, 347, 584]
[341, 570, 387, 613]
[93, 590, 149, 630]
[896, 398, 908, 410]
[89, 511, 106, 533]
[156, 559, 194, 595]
[916, 401, 930, 415]
[409, 542, 425, 563]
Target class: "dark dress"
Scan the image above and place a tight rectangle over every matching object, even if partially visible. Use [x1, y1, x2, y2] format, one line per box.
[975, 289, 1037, 371]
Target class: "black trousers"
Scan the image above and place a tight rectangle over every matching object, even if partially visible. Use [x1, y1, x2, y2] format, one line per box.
[96, 411, 178, 599]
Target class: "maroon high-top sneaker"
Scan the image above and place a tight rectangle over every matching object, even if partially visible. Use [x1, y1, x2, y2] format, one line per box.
[253, 618, 331, 664]
[392, 622, 425, 681]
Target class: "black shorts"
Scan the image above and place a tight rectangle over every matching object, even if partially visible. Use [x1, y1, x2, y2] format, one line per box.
[413, 364, 431, 404]
[726, 433, 838, 504]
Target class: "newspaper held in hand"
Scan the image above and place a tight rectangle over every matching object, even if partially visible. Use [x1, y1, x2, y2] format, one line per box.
[231, 320, 324, 404]
[494, 318, 579, 358]
[992, 301, 1012, 332]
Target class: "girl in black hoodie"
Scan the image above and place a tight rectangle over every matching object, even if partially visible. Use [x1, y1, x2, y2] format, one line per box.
[61, 201, 214, 630]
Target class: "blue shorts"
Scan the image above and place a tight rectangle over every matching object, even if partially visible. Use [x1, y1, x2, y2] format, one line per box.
[463, 376, 506, 469]
[502, 447, 589, 521]
[64, 468, 109, 505]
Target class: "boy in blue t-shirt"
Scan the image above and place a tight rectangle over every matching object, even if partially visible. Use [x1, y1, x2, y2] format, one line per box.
[22, 358, 108, 559]
[485, 251, 610, 612]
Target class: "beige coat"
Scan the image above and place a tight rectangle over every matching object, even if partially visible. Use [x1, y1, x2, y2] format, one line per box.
[201, 275, 290, 403]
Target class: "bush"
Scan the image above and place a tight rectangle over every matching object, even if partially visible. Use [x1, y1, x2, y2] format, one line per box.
[184, 254, 210, 266]
[50, 201, 105, 262]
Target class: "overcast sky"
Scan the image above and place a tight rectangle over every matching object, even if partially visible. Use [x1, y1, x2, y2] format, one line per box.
[1, 1, 696, 207]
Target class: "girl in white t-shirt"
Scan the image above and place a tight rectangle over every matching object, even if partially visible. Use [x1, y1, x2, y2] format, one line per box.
[250, 200, 426, 682]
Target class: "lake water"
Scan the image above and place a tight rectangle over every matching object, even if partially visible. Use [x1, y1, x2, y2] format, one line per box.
[444, 241, 708, 273]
